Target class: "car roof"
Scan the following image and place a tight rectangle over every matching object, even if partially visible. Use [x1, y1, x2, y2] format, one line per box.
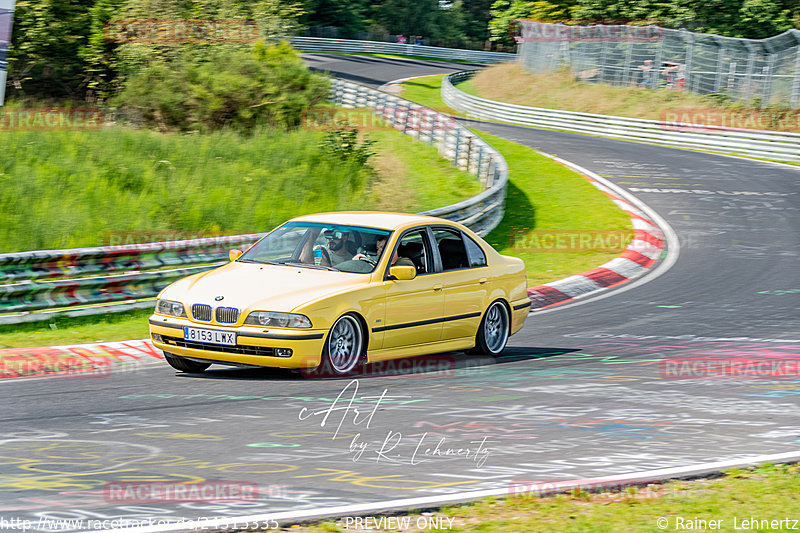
[290, 211, 456, 231]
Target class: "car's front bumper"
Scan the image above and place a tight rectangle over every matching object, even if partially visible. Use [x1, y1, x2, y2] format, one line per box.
[149, 315, 326, 369]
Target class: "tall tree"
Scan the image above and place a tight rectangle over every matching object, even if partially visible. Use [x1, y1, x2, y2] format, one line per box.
[302, 0, 368, 38]
[8, 0, 95, 99]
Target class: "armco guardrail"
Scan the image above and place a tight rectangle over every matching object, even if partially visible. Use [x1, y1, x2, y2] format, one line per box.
[290, 36, 515, 64]
[1, 79, 508, 324]
[443, 71, 800, 162]
[330, 78, 508, 236]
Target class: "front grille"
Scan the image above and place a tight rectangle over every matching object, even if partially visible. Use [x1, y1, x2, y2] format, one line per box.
[160, 335, 276, 357]
[216, 307, 239, 324]
[192, 304, 212, 321]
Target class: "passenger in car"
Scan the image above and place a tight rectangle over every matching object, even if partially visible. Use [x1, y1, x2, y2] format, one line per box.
[355, 235, 415, 268]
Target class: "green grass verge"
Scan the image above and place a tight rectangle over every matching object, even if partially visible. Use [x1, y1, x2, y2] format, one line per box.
[0, 308, 153, 349]
[478, 131, 632, 286]
[292, 463, 800, 532]
[397, 76, 633, 286]
[398, 74, 463, 115]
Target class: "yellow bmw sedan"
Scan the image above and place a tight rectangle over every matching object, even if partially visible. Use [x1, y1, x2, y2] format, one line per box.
[149, 212, 530, 376]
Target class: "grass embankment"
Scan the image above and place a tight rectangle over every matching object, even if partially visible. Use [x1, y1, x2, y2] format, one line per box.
[0, 112, 480, 348]
[479, 132, 631, 286]
[398, 76, 633, 286]
[460, 63, 800, 133]
[0, 121, 478, 252]
[293, 463, 800, 532]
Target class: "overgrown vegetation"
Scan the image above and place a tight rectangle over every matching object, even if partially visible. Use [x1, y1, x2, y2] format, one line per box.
[116, 41, 329, 132]
[0, 112, 480, 254]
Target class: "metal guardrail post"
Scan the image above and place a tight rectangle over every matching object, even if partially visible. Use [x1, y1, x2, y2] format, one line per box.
[453, 128, 462, 167]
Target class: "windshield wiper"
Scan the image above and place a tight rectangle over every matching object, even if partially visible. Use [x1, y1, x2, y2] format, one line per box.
[237, 259, 285, 266]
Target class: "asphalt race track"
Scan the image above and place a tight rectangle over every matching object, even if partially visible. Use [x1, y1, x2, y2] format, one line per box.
[1, 55, 799, 531]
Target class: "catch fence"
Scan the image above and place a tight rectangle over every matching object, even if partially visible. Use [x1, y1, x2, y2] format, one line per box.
[516, 21, 800, 108]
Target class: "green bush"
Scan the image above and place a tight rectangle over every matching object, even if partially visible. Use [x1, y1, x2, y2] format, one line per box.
[114, 41, 329, 132]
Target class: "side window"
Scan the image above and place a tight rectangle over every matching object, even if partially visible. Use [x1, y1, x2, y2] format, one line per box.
[464, 234, 487, 267]
[395, 230, 430, 274]
[433, 228, 469, 271]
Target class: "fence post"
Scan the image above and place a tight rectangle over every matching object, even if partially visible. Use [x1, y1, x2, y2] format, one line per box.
[599, 34, 609, 83]
[653, 36, 664, 88]
[762, 51, 776, 107]
[683, 30, 694, 93]
[714, 40, 727, 93]
[791, 42, 800, 108]
[622, 35, 634, 86]
[743, 42, 757, 103]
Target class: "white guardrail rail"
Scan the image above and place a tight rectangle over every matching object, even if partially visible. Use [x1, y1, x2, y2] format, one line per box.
[290, 36, 516, 64]
[0, 79, 509, 324]
[443, 70, 800, 162]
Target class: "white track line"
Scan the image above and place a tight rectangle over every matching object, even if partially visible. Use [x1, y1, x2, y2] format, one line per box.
[88, 450, 800, 533]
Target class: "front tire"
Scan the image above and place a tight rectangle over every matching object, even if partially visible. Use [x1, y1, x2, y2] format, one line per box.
[472, 300, 510, 355]
[320, 314, 364, 375]
[164, 352, 211, 373]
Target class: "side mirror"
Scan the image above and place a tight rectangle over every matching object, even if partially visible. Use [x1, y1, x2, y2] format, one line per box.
[389, 265, 416, 281]
[229, 249, 243, 262]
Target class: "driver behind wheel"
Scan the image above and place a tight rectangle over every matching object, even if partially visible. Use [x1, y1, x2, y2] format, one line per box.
[300, 228, 356, 267]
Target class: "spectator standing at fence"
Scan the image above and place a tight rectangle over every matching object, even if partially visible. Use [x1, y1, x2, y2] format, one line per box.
[397, 34, 407, 44]
[638, 60, 657, 88]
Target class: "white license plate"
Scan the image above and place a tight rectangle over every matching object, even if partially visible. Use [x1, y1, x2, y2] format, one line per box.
[184, 327, 236, 346]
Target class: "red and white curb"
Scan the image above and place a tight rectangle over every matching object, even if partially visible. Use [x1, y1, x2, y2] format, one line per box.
[0, 339, 162, 381]
[528, 153, 680, 310]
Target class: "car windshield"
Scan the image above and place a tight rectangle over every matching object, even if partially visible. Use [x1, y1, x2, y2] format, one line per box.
[238, 221, 393, 274]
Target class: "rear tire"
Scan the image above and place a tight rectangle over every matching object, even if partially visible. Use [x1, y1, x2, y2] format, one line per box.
[471, 300, 510, 356]
[164, 352, 211, 373]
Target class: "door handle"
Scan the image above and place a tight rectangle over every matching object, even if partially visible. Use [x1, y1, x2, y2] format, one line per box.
[433, 284, 443, 291]
[478, 278, 488, 284]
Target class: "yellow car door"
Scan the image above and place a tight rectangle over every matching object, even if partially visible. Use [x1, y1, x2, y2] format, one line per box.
[432, 227, 487, 342]
[378, 228, 444, 350]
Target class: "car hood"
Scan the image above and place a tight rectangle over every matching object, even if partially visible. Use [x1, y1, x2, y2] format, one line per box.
[164, 261, 369, 312]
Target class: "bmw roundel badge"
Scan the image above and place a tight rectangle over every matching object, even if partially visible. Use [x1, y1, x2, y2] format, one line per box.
[215, 295, 224, 301]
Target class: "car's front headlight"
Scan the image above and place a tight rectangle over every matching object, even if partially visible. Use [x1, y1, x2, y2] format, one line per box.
[244, 311, 312, 328]
[155, 299, 187, 318]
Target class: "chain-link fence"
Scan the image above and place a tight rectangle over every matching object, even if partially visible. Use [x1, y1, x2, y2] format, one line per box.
[516, 21, 800, 108]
